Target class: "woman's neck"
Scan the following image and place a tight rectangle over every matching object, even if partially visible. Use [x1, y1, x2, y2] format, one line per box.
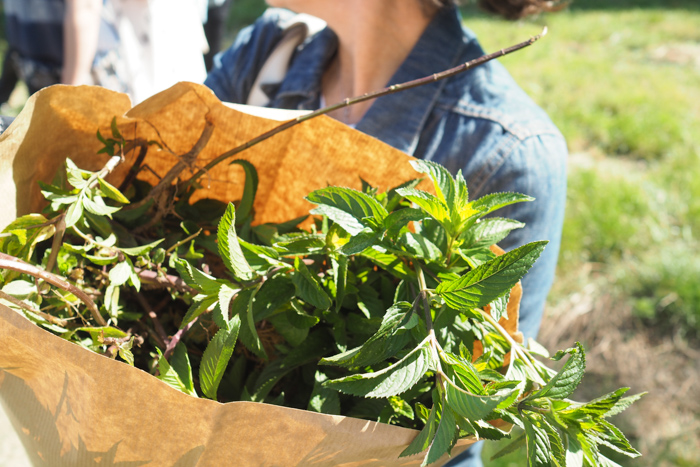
[319, 1, 436, 124]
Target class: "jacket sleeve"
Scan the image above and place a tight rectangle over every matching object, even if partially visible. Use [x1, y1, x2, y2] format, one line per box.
[473, 132, 568, 341]
[204, 8, 293, 104]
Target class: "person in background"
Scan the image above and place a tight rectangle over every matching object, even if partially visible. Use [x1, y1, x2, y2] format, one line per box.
[205, 1, 567, 465]
[203, 0, 233, 71]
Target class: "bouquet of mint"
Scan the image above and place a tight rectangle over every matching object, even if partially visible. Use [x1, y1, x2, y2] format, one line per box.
[0, 117, 642, 465]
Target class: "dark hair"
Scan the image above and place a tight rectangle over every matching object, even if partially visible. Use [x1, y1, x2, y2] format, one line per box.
[423, 0, 566, 20]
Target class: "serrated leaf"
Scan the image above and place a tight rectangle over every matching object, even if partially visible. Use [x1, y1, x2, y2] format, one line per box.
[604, 392, 645, 418]
[401, 232, 442, 262]
[383, 208, 426, 239]
[361, 247, 414, 280]
[180, 296, 217, 329]
[488, 292, 509, 321]
[445, 381, 517, 421]
[424, 404, 457, 465]
[565, 388, 629, 418]
[437, 241, 547, 311]
[525, 418, 553, 467]
[173, 259, 220, 295]
[324, 337, 431, 398]
[199, 315, 241, 399]
[530, 342, 586, 401]
[595, 419, 641, 457]
[156, 348, 189, 395]
[217, 203, 255, 281]
[469, 192, 534, 217]
[321, 302, 414, 368]
[170, 343, 197, 397]
[400, 404, 438, 457]
[214, 283, 238, 330]
[491, 433, 526, 461]
[340, 230, 379, 255]
[288, 300, 320, 328]
[65, 159, 90, 190]
[292, 257, 331, 310]
[463, 217, 525, 249]
[306, 186, 388, 232]
[409, 160, 457, 208]
[229, 159, 258, 223]
[396, 188, 450, 226]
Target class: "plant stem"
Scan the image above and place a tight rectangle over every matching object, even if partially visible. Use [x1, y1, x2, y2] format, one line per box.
[182, 28, 547, 189]
[165, 228, 202, 254]
[0, 252, 107, 326]
[479, 308, 544, 384]
[0, 290, 68, 327]
[45, 213, 66, 274]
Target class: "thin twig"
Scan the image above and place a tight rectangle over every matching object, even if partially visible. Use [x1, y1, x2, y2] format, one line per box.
[182, 28, 547, 189]
[45, 213, 66, 274]
[165, 228, 202, 254]
[0, 290, 68, 327]
[134, 292, 169, 349]
[135, 268, 196, 294]
[163, 317, 199, 360]
[0, 252, 107, 326]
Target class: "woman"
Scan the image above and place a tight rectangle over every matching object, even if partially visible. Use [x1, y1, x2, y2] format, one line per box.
[205, 1, 566, 464]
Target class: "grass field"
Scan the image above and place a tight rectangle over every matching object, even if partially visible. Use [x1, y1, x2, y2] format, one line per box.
[1, 1, 698, 465]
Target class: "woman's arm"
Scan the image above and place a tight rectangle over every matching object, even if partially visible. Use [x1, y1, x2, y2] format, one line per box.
[62, 0, 102, 85]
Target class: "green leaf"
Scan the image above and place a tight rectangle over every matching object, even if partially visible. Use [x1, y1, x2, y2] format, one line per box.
[98, 178, 130, 204]
[65, 159, 90, 189]
[199, 315, 241, 399]
[307, 371, 341, 415]
[234, 288, 266, 360]
[170, 343, 197, 397]
[217, 203, 255, 281]
[292, 257, 331, 310]
[395, 188, 450, 226]
[331, 256, 347, 314]
[604, 392, 646, 418]
[410, 160, 457, 207]
[400, 232, 442, 262]
[424, 404, 457, 465]
[156, 349, 190, 395]
[323, 337, 431, 398]
[173, 259, 220, 295]
[340, 230, 379, 255]
[229, 159, 258, 223]
[530, 342, 586, 401]
[64, 199, 84, 228]
[490, 433, 526, 461]
[321, 302, 414, 368]
[400, 404, 438, 457]
[565, 388, 629, 418]
[214, 283, 238, 330]
[383, 208, 426, 239]
[594, 419, 641, 457]
[361, 247, 414, 280]
[108, 261, 133, 287]
[437, 241, 548, 311]
[119, 239, 164, 257]
[462, 218, 525, 249]
[307, 186, 388, 234]
[469, 192, 534, 217]
[180, 295, 217, 329]
[524, 417, 553, 467]
[489, 292, 510, 321]
[445, 381, 517, 421]
[288, 300, 320, 328]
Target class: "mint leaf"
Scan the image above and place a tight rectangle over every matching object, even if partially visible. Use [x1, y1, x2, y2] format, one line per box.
[395, 188, 450, 226]
[437, 241, 547, 311]
[229, 159, 258, 223]
[292, 257, 331, 310]
[469, 192, 534, 216]
[324, 338, 431, 398]
[199, 315, 241, 399]
[170, 343, 197, 397]
[524, 417, 552, 467]
[400, 404, 438, 457]
[409, 160, 457, 208]
[306, 186, 388, 232]
[530, 342, 586, 401]
[217, 203, 255, 281]
[445, 381, 517, 421]
[424, 404, 457, 465]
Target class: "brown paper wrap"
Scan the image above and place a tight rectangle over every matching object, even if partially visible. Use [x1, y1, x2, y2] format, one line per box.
[0, 83, 522, 466]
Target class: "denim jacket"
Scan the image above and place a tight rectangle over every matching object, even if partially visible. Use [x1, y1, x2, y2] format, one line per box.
[205, 7, 567, 342]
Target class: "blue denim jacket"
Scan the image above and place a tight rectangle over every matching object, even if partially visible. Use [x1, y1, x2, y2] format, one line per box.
[205, 7, 567, 343]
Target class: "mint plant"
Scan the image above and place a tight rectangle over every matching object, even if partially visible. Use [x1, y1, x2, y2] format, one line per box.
[0, 136, 642, 465]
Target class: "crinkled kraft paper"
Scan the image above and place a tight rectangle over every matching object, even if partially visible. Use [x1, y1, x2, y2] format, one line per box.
[0, 82, 520, 466]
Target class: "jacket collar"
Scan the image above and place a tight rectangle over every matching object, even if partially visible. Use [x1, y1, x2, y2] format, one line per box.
[273, 7, 471, 155]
